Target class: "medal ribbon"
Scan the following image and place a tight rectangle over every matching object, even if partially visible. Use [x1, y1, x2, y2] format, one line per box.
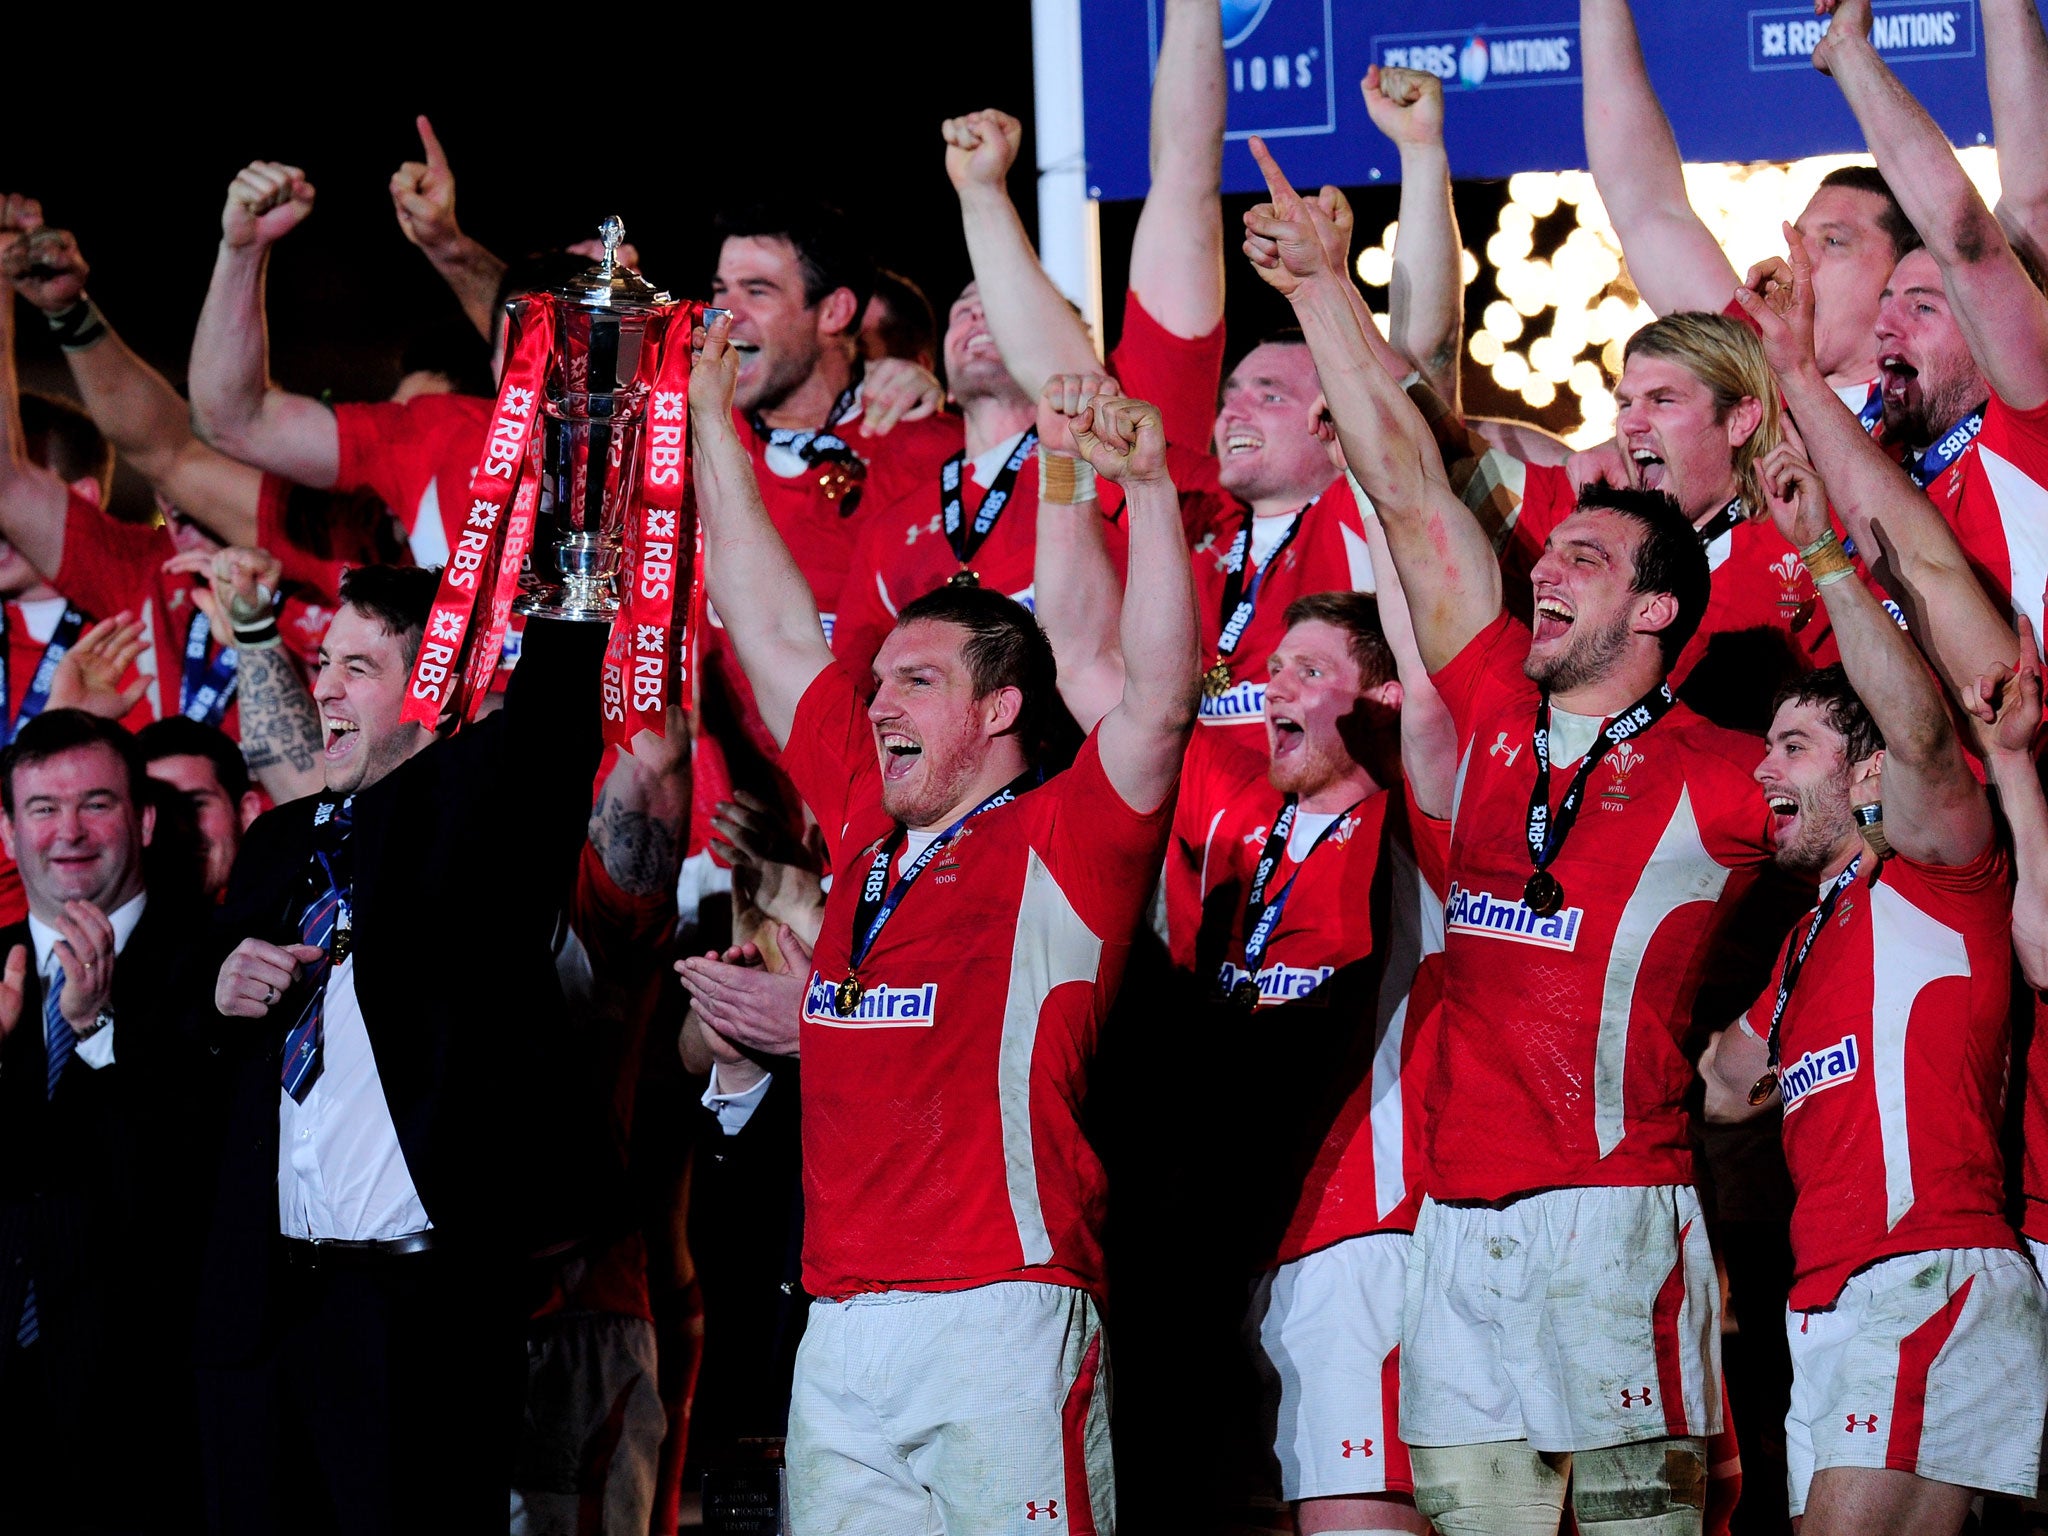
[1694, 497, 1746, 550]
[0, 603, 87, 744]
[940, 430, 1038, 570]
[846, 768, 1041, 977]
[1210, 504, 1309, 670]
[1233, 794, 1368, 991]
[601, 303, 701, 754]
[401, 295, 554, 730]
[1904, 405, 1985, 489]
[1526, 681, 1678, 880]
[1857, 382, 1885, 435]
[180, 610, 240, 725]
[749, 377, 859, 464]
[1760, 855, 1862, 1079]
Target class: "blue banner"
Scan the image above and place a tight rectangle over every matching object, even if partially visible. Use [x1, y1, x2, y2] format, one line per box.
[1079, 1, 2030, 200]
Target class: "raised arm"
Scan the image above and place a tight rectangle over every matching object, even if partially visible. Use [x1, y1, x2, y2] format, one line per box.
[688, 314, 834, 746]
[943, 109, 1103, 396]
[0, 210, 264, 548]
[188, 161, 342, 488]
[1815, 0, 2048, 410]
[1762, 437, 1989, 865]
[1243, 139, 1501, 670]
[1127, 0, 1225, 340]
[589, 704, 691, 901]
[0, 271, 74, 579]
[390, 116, 507, 343]
[1356, 491, 1459, 816]
[1580, 0, 1740, 316]
[1982, 0, 2048, 273]
[1065, 388, 1199, 813]
[1971, 616, 2048, 984]
[1364, 65, 1465, 409]
[1032, 374, 1127, 733]
[1738, 225, 2017, 704]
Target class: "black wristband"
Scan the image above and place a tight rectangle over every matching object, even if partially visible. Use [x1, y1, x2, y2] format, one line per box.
[45, 298, 106, 351]
[229, 614, 282, 651]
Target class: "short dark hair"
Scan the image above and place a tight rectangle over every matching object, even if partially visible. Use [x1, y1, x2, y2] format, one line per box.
[0, 709, 145, 816]
[1281, 591, 1396, 690]
[20, 391, 113, 495]
[893, 586, 1058, 755]
[869, 270, 936, 367]
[1771, 663, 1884, 763]
[1818, 166, 1923, 264]
[338, 564, 440, 666]
[713, 202, 876, 328]
[136, 716, 250, 802]
[400, 316, 496, 400]
[1573, 482, 1712, 668]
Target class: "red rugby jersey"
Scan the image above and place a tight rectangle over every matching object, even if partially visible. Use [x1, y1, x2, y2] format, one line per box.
[780, 662, 1173, 1301]
[1426, 612, 1773, 1202]
[1107, 288, 1226, 455]
[1168, 727, 1447, 1254]
[332, 392, 492, 569]
[1898, 391, 2048, 639]
[1741, 845, 2018, 1309]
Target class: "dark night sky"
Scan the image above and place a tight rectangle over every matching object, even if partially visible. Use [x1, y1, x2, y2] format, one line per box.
[10, 17, 1517, 515]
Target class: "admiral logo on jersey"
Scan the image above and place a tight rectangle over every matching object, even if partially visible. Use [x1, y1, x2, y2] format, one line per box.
[1780, 1033, 1861, 1113]
[1445, 882, 1585, 952]
[1200, 678, 1266, 725]
[1217, 958, 1336, 1005]
[803, 972, 941, 1029]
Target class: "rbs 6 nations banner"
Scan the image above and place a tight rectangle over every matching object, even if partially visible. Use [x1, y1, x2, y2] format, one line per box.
[1078, 0, 2028, 199]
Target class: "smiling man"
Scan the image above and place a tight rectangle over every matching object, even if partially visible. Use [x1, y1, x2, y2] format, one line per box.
[1244, 145, 1780, 1534]
[684, 312, 1197, 1531]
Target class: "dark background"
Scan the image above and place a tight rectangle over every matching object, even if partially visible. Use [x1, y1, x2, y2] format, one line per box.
[9, 16, 1519, 519]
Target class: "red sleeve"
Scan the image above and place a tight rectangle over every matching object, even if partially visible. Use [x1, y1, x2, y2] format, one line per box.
[1428, 610, 1530, 742]
[1109, 289, 1224, 455]
[1041, 728, 1178, 935]
[52, 491, 171, 618]
[780, 662, 881, 864]
[331, 395, 483, 512]
[256, 473, 346, 607]
[569, 841, 677, 969]
[1988, 388, 2048, 455]
[830, 520, 896, 677]
[1505, 461, 1575, 578]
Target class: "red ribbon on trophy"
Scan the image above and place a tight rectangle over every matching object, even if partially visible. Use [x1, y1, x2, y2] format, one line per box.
[400, 290, 707, 756]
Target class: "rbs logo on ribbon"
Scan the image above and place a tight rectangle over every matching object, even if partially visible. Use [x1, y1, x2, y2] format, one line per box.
[1162, 0, 1335, 141]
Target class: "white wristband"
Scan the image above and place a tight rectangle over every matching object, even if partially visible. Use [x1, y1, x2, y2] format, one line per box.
[1038, 452, 1099, 505]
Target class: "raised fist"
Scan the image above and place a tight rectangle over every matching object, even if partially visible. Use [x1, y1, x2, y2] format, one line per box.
[1065, 384, 1170, 488]
[1037, 372, 1119, 460]
[942, 110, 1023, 194]
[0, 207, 88, 314]
[1362, 64, 1445, 147]
[390, 115, 459, 256]
[688, 311, 742, 430]
[223, 161, 316, 251]
[1812, 0, 1872, 75]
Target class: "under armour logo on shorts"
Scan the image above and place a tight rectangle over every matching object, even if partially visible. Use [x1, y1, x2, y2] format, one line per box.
[1341, 1438, 1375, 1459]
[1620, 1386, 1654, 1409]
[1025, 1500, 1060, 1520]
[1846, 1413, 1879, 1433]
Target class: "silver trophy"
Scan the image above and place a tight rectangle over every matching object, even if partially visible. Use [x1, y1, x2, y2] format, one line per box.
[515, 216, 672, 621]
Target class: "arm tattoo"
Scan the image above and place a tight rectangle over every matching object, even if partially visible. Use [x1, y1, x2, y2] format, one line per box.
[235, 647, 323, 787]
[588, 790, 682, 898]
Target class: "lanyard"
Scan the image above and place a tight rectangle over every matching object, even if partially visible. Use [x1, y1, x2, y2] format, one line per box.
[1694, 497, 1745, 549]
[0, 603, 87, 745]
[1235, 795, 1367, 990]
[750, 377, 860, 465]
[1213, 503, 1309, 664]
[940, 430, 1037, 570]
[1857, 383, 1885, 435]
[180, 609, 240, 726]
[1749, 855, 1861, 1104]
[1905, 405, 1986, 489]
[846, 768, 1041, 977]
[1524, 681, 1677, 909]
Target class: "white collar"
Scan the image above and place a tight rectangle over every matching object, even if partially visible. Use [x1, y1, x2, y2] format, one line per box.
[29, 890, 147, 977]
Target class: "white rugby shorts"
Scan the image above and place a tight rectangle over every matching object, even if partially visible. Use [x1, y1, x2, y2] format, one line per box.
[1785, 1246, 2048, 1515]
[1248, 1232, 1415, 1501]
[1402, 1184, 1721, 1453]
[786, 1281, 1113, 1535]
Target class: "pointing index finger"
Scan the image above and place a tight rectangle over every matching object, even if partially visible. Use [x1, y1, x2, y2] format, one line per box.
[1246, 137, 1300, 212]
[417, 115, 449, 172]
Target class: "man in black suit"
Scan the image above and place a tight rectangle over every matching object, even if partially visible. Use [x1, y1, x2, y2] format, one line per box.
[0, 708, 215, 1534]
[194, 564, 613, 1535]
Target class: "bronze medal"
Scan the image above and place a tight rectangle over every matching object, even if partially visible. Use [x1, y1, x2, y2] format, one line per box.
[1747, 1073, 1779, 1108]
[1230, 978, 1261, 1012]
[1201, 661, 1233, 699]
[947, 568, 980, 588]
[1523, 870, 1564, 917]
[834, 974, 862, 1018]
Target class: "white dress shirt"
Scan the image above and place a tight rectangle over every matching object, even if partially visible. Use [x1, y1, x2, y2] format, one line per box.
[277, 955, 432, 1240]
[29, 891, 146, 1071]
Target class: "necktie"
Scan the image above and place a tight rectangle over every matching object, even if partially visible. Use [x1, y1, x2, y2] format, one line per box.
[279, 888, 341, 1103]
[43, 964, 68, 1100]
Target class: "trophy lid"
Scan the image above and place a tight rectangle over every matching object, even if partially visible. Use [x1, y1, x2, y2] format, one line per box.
[554, 216, 669, 312]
